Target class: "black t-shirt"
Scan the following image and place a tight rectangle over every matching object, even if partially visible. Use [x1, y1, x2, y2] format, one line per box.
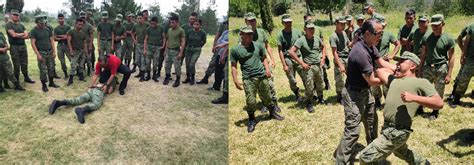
[345, 40, 380, 90]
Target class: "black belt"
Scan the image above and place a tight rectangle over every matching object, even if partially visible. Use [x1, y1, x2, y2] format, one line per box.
[383, 121, 413, 132]
[10, 43, 26, 46]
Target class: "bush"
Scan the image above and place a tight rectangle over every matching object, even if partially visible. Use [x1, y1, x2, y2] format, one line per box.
[272, 1, 291, 16]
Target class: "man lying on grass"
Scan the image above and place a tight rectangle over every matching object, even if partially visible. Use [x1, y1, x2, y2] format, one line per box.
[358, 51, 443, 164]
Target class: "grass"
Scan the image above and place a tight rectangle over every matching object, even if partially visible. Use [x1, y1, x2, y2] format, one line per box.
[0, 21, 228, 163]
[228, 5, 474, 164]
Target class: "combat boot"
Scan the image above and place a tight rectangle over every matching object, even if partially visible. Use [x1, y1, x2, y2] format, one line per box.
[429, 110, 439, 120]
[247, 112, 257, 133]
[135, 70, 142, 78]
[190, 74, 195, 85]
[172, 76, 180, 87]
[182, 73, 190, 83]
[374, 97, 382, 110]
[48, 77, 60, 88]
[145, 71, 151, 81]
[293, 88, 302, 102]
[75, 106, 94, 124]
[24, 74, 35, 83]
[49, 100, 68, 114]
[67, 75, 74, 86]
[273, 100, 281, 112]
[152, 71, 159, 82]
[318, 96, 327, 105]
[306, 101, 314, 113]
[196, 74, 209, 84]
[269, 105, 284, 120]
[78, 72, 85, 82]
[163, 74, 171, 85]
[139, 71, 146, 82]
[3, 79, 10, 89]
[211, 92, 228, 104]
[53, 71, 61, 79]
[13, 81, 25, 91]
[336, 93, 342, 104]
[448, 94, 461, 108]
[447, 83, 458, 102]
[41, 80, 48, 92]
[63, 70, 69, 79]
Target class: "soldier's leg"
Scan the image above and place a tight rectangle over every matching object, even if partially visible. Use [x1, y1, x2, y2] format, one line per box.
[212, 57, 224, 90]
[144, 46, 152, 80]
[157, 48, 165, 77]
[151, 46, 160, 81]
[136, 43, 145, 77]
[189, 48, 201, 84]
[197, 52, 218, 84]
[106, 41, 112, 55]
[65, 91, 92, 105]
[430, 64, 448, 118]
[243, 78, 259, 132]
[371, 85, 383, 109]
[19, 45, 30, 77]
[45, 52, 59, 87]
[258, 77, 284, 119]
[58, 44, 69, 78]
[9, 46, 21, 79]
[172, 49, 182, 86]
[393, 140, 428, 164]
[184, 48, 192, 82]
[79, 50, 87, 81]
[314, 65, 325, 101]
[284, 58, 299, 92]
[37, 56, 49, 92]
[359, 127, 411, 163]
[115, 43, 123, 60]
[81, 89, 105, 111]
[116, 64, 131, 94]
[4, 60, 23, 90]
[362, 89, 378, 144]
[90, 45, 96, 72]
[452, 65, 474, 106]
[163, 49, 175, 84]
[448, 65, 464, 101]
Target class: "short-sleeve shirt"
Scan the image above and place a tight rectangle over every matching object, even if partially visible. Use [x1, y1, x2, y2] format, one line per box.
[376, 31, 397, 57]
[112, 24, 126, 43]
[276, 29, 302, 57]
[146, 25, 164, 46]
[294, 36, 324, 65]
[346, 40, 381, 90]
[384, 76, 437, 128]
[81, 22, 94, 43]
[5, 22, 26, 45]
[133, 22, 150, 44]
[230, 41, 266, 79]
[408, 28, 431, 56]
[67, 29, 86, 50]
[398, 24, 418, 54]
[123, 21, 134, 38]
[186, 29, 207, 47]
[30, 26, 53, 51]
[95, 55, 122, 75]
[253, 28, 269, 44]
[181, 23, 193, 37]
[54, 24, 71, 45]
[97, 21, 114, 40]
[458, 23, 474, 62]
[422, 33, 455, 65]
[329, 31, 350, 58]
[166, 27, 185, 49]
[0, 32, 9, 61]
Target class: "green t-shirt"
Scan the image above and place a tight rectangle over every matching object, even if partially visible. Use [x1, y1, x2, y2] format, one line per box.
[86, 18, 96, 27]
[458, 23, 474, 62]
[186, 29, 207, 47]
[30, 26, 53, 51]
[112, 24, 125, 43]
[54, 24, 71, 45]
[146, 25, 164, 46]
[123, 21, 134, 39]
[5, 22, 26, 45]
[302, 25, 324, 40]
[376, 31, 397, 57]
[97, 21, 114, 40]
[408, 28, 431, 56]
[294, 36, 324, 65]
[329, 31, 350, 58]
[181, 23, 193, 37]
[230, 41, 266, 79]
[384, 76, 437, 128]
[166, 27, 185, 49]
[67, 29, 86, 50]
[253, 28, 269, 44]
[133, 22, 150, 44]
[398, 24, 418, 54]
[0, 32, 9, 61]
[422, 33, 455, 65]
[81, 22, 94, 43]
[276, 29, 302, 57]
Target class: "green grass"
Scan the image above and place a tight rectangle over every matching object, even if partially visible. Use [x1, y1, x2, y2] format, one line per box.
[0, 21, 228, 163]
[228, 6, 474, 163]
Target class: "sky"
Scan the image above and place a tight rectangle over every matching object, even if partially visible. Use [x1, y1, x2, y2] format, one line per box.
[3, 0, 228, 18]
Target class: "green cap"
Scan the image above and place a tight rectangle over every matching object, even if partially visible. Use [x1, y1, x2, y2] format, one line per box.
[394, 51, 420, 65]
[355, 14, 364, 20]
[86, 8, 93, 15]
[364, 2, 374, 9]
[239, 25, 254, 33]
[430, 14, 444, 25]
[114, 17, 122, 22]
[281, 14, 292, 22]
[10, 9, 20, 15]
[79, 11, 86, 18]
[126, 12, 133, 17]
[418, 14, 429, 21]
[34, 15, 46, 23]
[345, 15, 353, 21]
[244, 12, 257, 20]
[304, 21, 316, 28]
[335, 16, 347, 23]
[101, 11, 109, 18]
[373, 14, 386, 26]
[116, 14, 123, 20]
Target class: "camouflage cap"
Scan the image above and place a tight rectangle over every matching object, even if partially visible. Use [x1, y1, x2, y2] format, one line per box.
[101, 11, 109, 18]
[418, 14, 429, 21]
[364, 2, 374, 9]
[281, 14, 292, 22]
[116, 14, 123, 20]
[335, 16, 347, 23]
[79, 11, 87, 18]
[240, 25, 253, 33]
[244, 12, 257, 20]
[429, 14, 444, 25]
[304, 21, 316, 28]
[345, 15, 353, 21]
[10, 9, 20, 15]
[373, 14, 386, 26]
[394, 51, 420, 65]
[114, 17, 122, 22]
[126, 12, 133, 17]
[355, 14, 364, 20]
[34, 15, 46, 23]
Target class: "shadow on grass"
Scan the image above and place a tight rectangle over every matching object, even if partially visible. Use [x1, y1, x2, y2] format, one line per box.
[234, 114, 271, 128]
[436, 128, 474, 158]
[314, 19, 333, 27]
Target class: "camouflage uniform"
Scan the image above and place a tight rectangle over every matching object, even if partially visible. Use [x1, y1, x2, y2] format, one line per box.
[454, 23, 474, 98]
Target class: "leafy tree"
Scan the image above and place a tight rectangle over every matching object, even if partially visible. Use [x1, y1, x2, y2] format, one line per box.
[5, 0, 23, 13]
[306, 0, 346, 24]
[148, 1, 164, 24]
[101, 0, 142, 20]
[259, 0, 274, 33]
[200, 6, 218, 34]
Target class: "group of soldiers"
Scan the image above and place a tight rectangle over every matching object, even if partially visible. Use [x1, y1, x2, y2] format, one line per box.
[231, 1, 473, 164]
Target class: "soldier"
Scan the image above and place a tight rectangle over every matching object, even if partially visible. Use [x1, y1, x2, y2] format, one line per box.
[181, 12, 198, 66]
[197, 19, 228, 84]
[163, 14, 184, 87]
[86, 9, 96, 72]
[123, 12, 135, 68]
[364, 2, 382, 19]
[0, 30, 25, 92]
[231, 26, 284, 133]
[330, 16, 350, 104]
[288, 21, 327, 112]
[132, 12, 150, 81]
[85, 9, 96, 26]
[334, 19, 396, 164]
[276, 14, 304, 102]
[67, 18, 87, 86]
[90, 55, 131, 95]
[359, 52, 442, 164]
[53, 13, 72, 79]
[79, 12, 95, 76]
[97, 11, 113, 57]
[211, 27, 229, 104]
[112, 14, 125, 60]
[30, 15, 60, 92]
[144, 16, 166, 82]
[399, 9, 418, 55]
[449, 23, 474, 107]
[183, 19, 206, 85]
[350, 14, 365, 43]
[42, 14, 61, 79]
[418, 14, 455, 120]
[142, 10, 149, 22]
[5, 9, 35, 84]
[344, 15, 356, 41]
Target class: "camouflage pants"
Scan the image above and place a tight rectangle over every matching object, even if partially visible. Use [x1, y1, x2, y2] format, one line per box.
[65, 88, 104, 111]
[57, 43, 71, 72]
[359, 126, 428, 164]
[455, 63, 473, 96]
[304, 65, 324, 101]
[204, 52, 218, 76]
[123, 38, 133, 62]
[185, 47, 202, 75]
[70, 50, 86, 75]
[147, 44, 162, 72]
[165, 49, 181, 75]
[99, 40, 112, 56]
[0, 59, 19, 84]
[85, 43, 94, 73]
[243, 76, 273, 113]
[284, 57, 305, 92]
[334, 58, 348, 94]
[423, 63, 448, 97]
[37, 50, 55, 81]
[135, 43, 145, 70]
[371, 85, 388, 99]
[10, 44, 29, 76]
[267, 63, 278, 101]
[223, 59, 228, 93]
[114, 42, 123, 60]
[335, 87, 378, 164]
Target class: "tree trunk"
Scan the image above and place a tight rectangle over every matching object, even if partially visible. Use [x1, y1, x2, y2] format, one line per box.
[259, 0, 274, 33]
[328, 8, 333, 24]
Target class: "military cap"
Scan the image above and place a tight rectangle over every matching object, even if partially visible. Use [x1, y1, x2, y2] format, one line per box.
[240, 25, 253, 33]
[429, 14, 444, 25]
[281, 14, 292, 22]
[394, 51, 420, 65]
[244, 12, 257, 21]
[418, 14, 429, 21]
[335, 16, 347, 23]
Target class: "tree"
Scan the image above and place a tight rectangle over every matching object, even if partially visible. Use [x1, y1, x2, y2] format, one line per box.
[174, 0, 199, 26]
[101, 0, 142, 20]
[259, 0, 274, 33]
[148, 1, 164, 24]
[229, 0, 260, 17]
[201, 6, 218, 34]
[5, 0, 24, 13]
[306, 0, 346, 24]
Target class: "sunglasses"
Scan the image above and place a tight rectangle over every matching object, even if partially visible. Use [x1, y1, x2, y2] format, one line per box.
[371, 30, 384, 36]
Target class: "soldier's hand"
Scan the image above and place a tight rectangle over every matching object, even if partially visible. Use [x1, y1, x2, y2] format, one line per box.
[212, 46, 217, 53]
[444, 75, 451, 84]
[144, 50, 147, 56]
[234, 81, 243, 90]
[302, 63, 310, 71]
[283, 65, 289, 73]
[270, 60, 276, 68]
[320, 61, 325, 68]
[111, 46, 114, 51]
[401, 91, 416, 102]
[460, 55, 465, 65]
[70, 51, 74, 57]
[37, 55, 43, 62]
[338, 65, 346, 74]
[265, 70, 272, 78]
[102, 86, 107, 92]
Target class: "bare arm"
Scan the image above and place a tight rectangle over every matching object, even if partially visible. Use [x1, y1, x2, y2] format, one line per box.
[401, 92, 444, 110]
[288, 46, 309, 70]
[277, 45, 288, 72]
[264, 41, 275, 68]
[362, 72, 383, 86]
[332, 46, 345, 73]
[376, 57, 396, 71]
[67, 35, 73, 55]
[178, 35, 185, 58]
[231, 62, 243, 90]
[445, 47, 455, 83]
[388, 40, 401, 60]
[30, 38, 43, 61]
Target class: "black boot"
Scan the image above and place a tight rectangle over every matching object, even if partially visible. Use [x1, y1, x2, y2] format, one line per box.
[415, 106, 424, 116]
[429, 110, 439, 120]
[139, 71, 146, 82]
[196, 74, 209, 84]
[131, 65, 137, 73]
[273, 100, 281, 112]
[318, 96, 327, 105]
[152, 71, 159, 82]
[24, 74, 35, 83]
[41, 80, 48, 92]
[269, 105, 285, 120]
[78, 72, 85, 82]
[336, 93, 342, 104]
[172, 76, 180, 87]
[306, 101, 314, 113]
[14, 82, 25, 91]
[3, 79, 10, 89]
[87, 67, 91, 77]
[49, 100, 67, 114]
[53, 71, 61, 79]
[48, 77, 60, 88]
[75, 107, 85, 124]
[448, 94, 461, 108]
[374, 97, 382, 110]
[163, 74, 171, 85]
[247, 112, 257, 133]
[211, 92, 228, 104]
[293, 88, 302, 102]
[145, 71, 151, 81]
[67, 75, 74, 86]
[135, 70, 142, 78]
[63, 70, 69, 80]
[447, 83, 458, 102]
[182, 73, 190, 83]
[190, 74, 195, 85]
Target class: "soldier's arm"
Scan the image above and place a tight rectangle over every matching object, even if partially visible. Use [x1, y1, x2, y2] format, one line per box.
[50, 37, 56, 57]
[231, 62, 243, 90]
[418, 45, 427, 73]
[288, 46, 308, 70]
[89, 31, 93, 49]
[320, 43, 327, 67]
[84, 38, 88, 56]
[97, 31, 101, 50]
[332, 46, 344, 72]
[375, 67, 394, 85]
[144, 34, 148, 54]
[7, 29, 24, 38]
[0, 42, 8, 53]
[160, 32, 166, 50]
[277, 45, 287, 70]
[264, 41, 275, 68]
[30, 38, 42, 61]
[446, 47, 455, 81]
[202, 32, 207, 47]
[457, 33, 464, 50]
[67, 35, 73, 55]
[461, 35, 470, 65]
[90, 74, 99, 88]
[388, 40, 401, 60]
[262, 52, 271, 78]
[376, 57, 396, 71]
[111, 33, 115, 50]
[362, 72, 383, 86]
[178, 34, 185, 58]
[403, 92, 444, 110]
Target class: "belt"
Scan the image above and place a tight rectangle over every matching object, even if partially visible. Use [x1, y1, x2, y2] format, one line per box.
[169, 47, 180, 51]
[10, 43, 26, 46]
[38, 49, 52, 52]
[148, 43, 161, 46]
[383, 121, 413, 132]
